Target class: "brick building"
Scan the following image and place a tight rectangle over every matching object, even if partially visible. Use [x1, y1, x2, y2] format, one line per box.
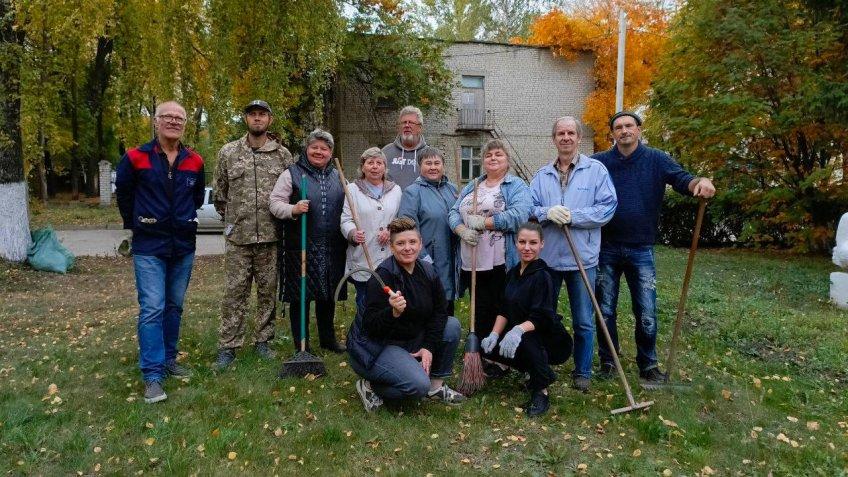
[334, 40, 595, 185]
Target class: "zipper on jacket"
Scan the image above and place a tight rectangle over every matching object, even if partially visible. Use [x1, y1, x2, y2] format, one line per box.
[253, 151, 260, 242]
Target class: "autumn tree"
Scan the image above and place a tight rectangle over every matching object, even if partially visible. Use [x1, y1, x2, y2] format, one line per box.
[647, 0, 848, 252]
[1, 0, 30, 261]
[523, 0, 669, 149]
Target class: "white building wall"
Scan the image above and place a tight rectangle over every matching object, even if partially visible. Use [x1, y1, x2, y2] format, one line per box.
[335, 41, 595, 184]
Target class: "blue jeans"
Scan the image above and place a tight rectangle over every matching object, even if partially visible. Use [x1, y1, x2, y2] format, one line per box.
[133, 252, 195, 383]
[550, 268, 596, 379]
[349, 316, 461, 400]
[595, 243, 658, 372]
[351, 279, 367, 318]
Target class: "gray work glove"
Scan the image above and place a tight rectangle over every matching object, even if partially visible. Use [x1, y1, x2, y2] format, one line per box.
[465, 214, 487, 231]
[498, 325, 525, 359]
[456, 226, 480, 247]
[547, 205, 572, 226]
[480, 331, 499, 354]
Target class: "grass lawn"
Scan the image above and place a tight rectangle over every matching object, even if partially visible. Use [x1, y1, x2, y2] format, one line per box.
[29, 196, 122, 229]
[1, 247, 846, 475]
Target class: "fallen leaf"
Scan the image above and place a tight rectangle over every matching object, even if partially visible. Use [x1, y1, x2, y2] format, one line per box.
[702, 466, 715, 475]
[721, 389, 732, 400]
[93, 447, 102, 453]
[577, 463, 588, 471]
[47, 383, 58, 395]
[786, 416, 798, 423]
[632, 449, 641, 457]
[274, 427, 283, 437]
[211, 428, 220, 438]
[144, 438, 155, 446]
[662, 470, 672, 477]
[430, 433, 439, 439]
[752, 377, 762, 388]
[227, 451, 237, 461]
[806, 421, 820, 431]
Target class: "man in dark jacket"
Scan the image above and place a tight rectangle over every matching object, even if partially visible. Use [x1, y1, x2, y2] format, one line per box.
[592, 111, 715, 385]
[381, 106, 428, 189]
[116, 101, 205, 404]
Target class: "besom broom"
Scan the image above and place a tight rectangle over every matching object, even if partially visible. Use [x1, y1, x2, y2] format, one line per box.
[457, 178, 485, 395]
[279, 175, 326, 378]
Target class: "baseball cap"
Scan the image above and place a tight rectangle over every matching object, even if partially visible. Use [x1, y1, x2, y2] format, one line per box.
[244, 100, 272, 114]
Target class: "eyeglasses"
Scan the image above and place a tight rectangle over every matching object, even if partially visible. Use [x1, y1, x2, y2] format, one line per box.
[157, 114, 187, 125]
[398, 120, 421, 126]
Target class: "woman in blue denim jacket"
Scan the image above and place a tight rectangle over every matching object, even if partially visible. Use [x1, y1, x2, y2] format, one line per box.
[448, 139, 532, 342]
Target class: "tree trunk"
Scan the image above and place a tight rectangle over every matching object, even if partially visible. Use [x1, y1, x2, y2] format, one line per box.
[36, 129, 49, 204]
[0, 0, 31, 262]
[86, 36, 113, 198]
[70, 74, 81, 200]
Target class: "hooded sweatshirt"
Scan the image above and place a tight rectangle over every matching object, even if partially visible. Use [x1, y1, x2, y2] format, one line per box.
[381, 135, 428, 189]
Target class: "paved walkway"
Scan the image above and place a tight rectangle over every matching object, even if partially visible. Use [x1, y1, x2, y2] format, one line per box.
[56, 230, 225, 257]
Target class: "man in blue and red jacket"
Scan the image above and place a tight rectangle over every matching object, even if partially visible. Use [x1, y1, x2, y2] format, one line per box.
[115, 100, 205, 404]
[592, 111, 715, 386]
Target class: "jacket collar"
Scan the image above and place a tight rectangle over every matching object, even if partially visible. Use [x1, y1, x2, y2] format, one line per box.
[297, 155, 332, 174]
[379, 255, 428, 280]
[239, 133, 281, 153]
[415, 175, 450, 188]
[140, 138, 189, 159]
[354, 178, 397, 199]
[541, 153, 591, 177]
[513, 258, 549, 278]
[609, 141, 646, 162]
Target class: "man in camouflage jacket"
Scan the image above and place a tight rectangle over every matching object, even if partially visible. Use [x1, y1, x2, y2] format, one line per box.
[213, 100, 293, 369]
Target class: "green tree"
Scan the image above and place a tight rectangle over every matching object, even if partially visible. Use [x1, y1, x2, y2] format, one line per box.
[647, 0, 848, 252]
[412, 0, 492, 41]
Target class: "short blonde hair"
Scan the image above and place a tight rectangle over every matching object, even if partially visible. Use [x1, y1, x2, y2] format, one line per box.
[481, 139, 509, 158]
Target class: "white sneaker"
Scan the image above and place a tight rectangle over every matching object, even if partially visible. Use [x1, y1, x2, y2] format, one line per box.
[355, 379, 383, 412]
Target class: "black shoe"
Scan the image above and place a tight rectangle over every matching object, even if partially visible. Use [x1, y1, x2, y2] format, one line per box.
[639, 367, 668, 384]
[597, 362, 616, 380]
[526, 390, 550, 417]
[165, 360, 193, 378]
[572, 376, 590, 393]
[320, 341, 346, 354]
[254, 341, 276, 360]
[483, 361, 510, 379]
[214, 349, 236, 371]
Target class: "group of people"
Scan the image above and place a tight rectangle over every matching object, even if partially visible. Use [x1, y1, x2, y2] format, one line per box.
[116, 100, 715, 415]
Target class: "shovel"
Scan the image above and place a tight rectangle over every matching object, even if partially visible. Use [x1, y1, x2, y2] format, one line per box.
[562, 225, 653, 414]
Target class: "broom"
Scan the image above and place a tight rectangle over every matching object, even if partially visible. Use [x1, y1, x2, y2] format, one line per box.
[279, 175, 326, 378]
[457, 178, 485, 395]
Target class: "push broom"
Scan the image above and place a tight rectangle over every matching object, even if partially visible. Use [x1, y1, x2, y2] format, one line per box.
[561, 224, 653, 414]
[457, 179, 485, 395]
[279, 175, 326, 378]
[644, 198, 707, 391]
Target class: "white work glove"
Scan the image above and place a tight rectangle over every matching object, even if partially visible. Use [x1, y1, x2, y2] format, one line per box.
[499, 325, 525, 359]
[456, 226, 480, 247]
[465, 214, 487, 231]
[480, 331, 499, 354]
[547, 205, 572, 226]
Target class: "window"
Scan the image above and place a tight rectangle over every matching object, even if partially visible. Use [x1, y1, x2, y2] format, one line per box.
[461, 146, 482, 184]
[461, 75, 484, 89]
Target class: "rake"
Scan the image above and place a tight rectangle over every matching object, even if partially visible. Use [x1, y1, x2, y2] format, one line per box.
[562, 225, 653, 414]
[280, 175, 326, 378]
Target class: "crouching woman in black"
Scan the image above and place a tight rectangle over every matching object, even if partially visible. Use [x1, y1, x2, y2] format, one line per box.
[347, 217, 466, 412]
[480, 222, 572, 416]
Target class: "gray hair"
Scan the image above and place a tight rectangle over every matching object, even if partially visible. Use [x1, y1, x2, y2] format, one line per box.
[154, 101, 186, 118]
[417, 146, 444, 165]
[359, 147, 387, 180]
[551, 116, 583, 138]
[398, 105, 424, 127]
[306, 128, 334, 150]
[481, 138, 509, 159]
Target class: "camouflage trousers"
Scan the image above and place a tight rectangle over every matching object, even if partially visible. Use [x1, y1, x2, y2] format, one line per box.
[219, 241, 278, 349]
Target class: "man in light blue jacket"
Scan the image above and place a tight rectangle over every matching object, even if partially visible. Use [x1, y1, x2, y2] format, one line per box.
[530, 116, 617, 392]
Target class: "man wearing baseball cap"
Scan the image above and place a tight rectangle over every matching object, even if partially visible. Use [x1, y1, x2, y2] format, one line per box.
[592, 111, 715, 386]
[213, 100, 294, 370]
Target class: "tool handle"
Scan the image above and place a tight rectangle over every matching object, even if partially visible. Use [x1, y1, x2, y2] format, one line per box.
[300, 175, 307, 352]
[469, 178, 479, 333]
[563, 224, 637, 406]
[334, 157, 376, 271]
[665, 198, 707, 378]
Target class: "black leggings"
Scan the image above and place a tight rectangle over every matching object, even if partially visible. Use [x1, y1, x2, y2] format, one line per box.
[461, 265, 506, 337]
[288, 299, 337, 349]
[484, 328, 572, 391]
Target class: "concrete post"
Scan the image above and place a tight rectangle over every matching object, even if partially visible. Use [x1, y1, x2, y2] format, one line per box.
[99, 160, 112, 207]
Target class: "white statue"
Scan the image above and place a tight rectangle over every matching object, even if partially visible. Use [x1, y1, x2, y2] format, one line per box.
[830, 213, 848, 309]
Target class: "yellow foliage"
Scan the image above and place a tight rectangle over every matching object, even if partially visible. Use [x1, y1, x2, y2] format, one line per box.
[525, 1, 669, 149]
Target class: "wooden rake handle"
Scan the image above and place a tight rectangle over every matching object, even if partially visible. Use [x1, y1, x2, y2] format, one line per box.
[469, 178, 479, 333]
[334, 157, 375, 271]
[562, 224, 638, 407]
[665, 198, 707, 379]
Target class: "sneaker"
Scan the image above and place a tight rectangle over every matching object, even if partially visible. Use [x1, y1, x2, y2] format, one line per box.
[597, 362, 616, 380]
[427, 384, 466, 404]
[214, 349, 236, 371]
[572, 376, 591, 393]
[526, 390, 550, 417]
[255, 341, 276, 360]
[165, 360, 192, 378]
[144, 381, 167, 404]
[355, 379, 383, 413]
[483, 361, 510, 379]
[639, 367, 668, 386]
